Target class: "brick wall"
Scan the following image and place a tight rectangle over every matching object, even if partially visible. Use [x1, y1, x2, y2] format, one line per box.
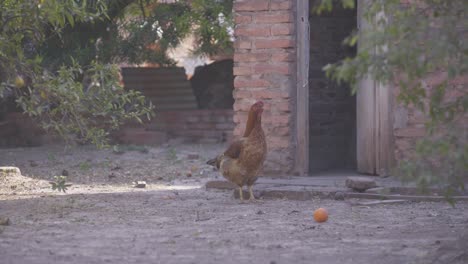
[233, 0, 295, 175]
[147, 109, 235, 143]
[0, 112, 51, 147]
[393, 73, 468, 162]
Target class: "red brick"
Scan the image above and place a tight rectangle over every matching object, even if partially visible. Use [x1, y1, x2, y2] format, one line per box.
[268, 136, 290, 149]
[235, 25, 270, 37]
[233, 116, 247, 126]
[408, 113, 427, 124]
[395, 139, 413, 150]
[271, 52, 295, 62]
[270, 1, 292, 10]
[276, 100, 290, 111]
[234, 53, 270, 62]
[255, 13, 292, 24]
[233, 101, 253, 111]
[233, 66, 251, 76]
[271, 23, 294, 36]
[234, 40, 252, 49]
[250, 89, 290, 99]
[234, 77, 270, 88]
[190, 123, 216, 130]
[235, 14, 252, 24]
[253, 63, 290, 74]
[233, 89, 252, 99]
[215, 123, 235, 130]
[234, 1, 269, 11]
[394, 128, 426, 137]
[255, 38, 294, 49]
[212, 115, 227, 123]
[423, 71, 446, 86]
[450, 74, 468, 85]
[233, 126, 244, 137]
[270, 126, 290, 136]
[185, 116, 200, 123]
[263, 114, 290, 125]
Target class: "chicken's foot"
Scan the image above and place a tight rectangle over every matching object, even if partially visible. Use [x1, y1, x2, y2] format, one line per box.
[238, 187, 244, 201]
[248, 185, 256, 201]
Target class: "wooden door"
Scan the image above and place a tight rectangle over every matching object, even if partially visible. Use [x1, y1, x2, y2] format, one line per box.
[356, 0, 393, 175]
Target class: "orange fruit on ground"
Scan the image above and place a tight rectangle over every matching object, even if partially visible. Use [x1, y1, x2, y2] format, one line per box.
[313, 208, 328, 223]
[14, 76, 25, 88]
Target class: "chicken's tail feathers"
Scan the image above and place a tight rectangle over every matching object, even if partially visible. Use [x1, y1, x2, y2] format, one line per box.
[206, 157, 217, 167]
[206, 154, 223, 169]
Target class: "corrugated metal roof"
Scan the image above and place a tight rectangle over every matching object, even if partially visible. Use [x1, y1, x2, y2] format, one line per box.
[122, 67, 198, 111]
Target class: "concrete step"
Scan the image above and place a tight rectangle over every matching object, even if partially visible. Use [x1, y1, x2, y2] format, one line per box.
[205, 177, 468, 202]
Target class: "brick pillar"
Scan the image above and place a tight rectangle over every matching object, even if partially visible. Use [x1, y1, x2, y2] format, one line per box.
[233, 0, 295, 175]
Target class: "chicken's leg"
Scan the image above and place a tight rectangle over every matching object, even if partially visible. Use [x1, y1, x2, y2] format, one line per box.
[238, 187, 244, 201]
[248, 185, 255, 201]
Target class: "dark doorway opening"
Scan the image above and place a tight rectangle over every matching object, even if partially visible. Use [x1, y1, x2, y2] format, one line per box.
[190, 59, 234, 110]
[308, 1, 357, 174]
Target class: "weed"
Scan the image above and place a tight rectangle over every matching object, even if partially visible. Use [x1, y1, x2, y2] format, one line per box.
[113, 144, 149, 154]
[49, 176, 72, 193]
[78, 161, 91, 171]
[167, 147, 177, 160]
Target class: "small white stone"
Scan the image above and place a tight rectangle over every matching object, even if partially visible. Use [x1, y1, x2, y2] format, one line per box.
[134, 181, 147, 188]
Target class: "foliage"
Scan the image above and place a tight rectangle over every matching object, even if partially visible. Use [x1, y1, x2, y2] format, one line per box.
[41, 0, 234, 68]
[398, 127, 467, 204]
[112, 144, 149, 154]
[189, 0, 234, 56]
[3, 58, 154, 147]
[106, 0, 233, 63]
[313, 0, 467, 196]
[1, 0, 234, 147]
[0, 0, 106, 81]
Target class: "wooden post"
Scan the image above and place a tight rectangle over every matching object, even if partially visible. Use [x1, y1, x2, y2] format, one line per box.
[375, 71, 394, 176]
[295, 0, 310, 176]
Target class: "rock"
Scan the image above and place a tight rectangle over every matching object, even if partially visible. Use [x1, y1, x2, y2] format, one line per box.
[134, 181, 147, 188]
[29, 160, 38, 167]
[345, 176, 377, 192]
[0, 167, 21, 175]
[186, 153, 200, 160]
[111, 166, 122, 171]
[365, 187, 390, 194]
[0, 217, 10, 226]
[334, 191, 345, 200]
[61, 169, 69, 176]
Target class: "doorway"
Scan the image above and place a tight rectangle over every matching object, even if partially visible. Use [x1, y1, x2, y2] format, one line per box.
[308, 1, 357, 174]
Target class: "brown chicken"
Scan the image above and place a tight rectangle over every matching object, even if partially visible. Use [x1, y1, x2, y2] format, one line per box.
[207, 101, 267, 201]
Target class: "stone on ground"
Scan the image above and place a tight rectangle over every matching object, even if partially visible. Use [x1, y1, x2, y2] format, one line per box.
[134, 181, 147, 188]
[0, 217, 10, 226]
[345, 176, 377, 192]
[0, 167, 21, 176]
[186, 153, 200, 160]
[365, 187, 390, 194]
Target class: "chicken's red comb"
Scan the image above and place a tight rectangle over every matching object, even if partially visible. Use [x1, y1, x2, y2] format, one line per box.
[253, 101, 264, 107]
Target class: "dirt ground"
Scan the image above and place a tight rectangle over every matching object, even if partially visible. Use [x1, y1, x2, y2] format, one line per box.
[1, 143, 467, 264]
